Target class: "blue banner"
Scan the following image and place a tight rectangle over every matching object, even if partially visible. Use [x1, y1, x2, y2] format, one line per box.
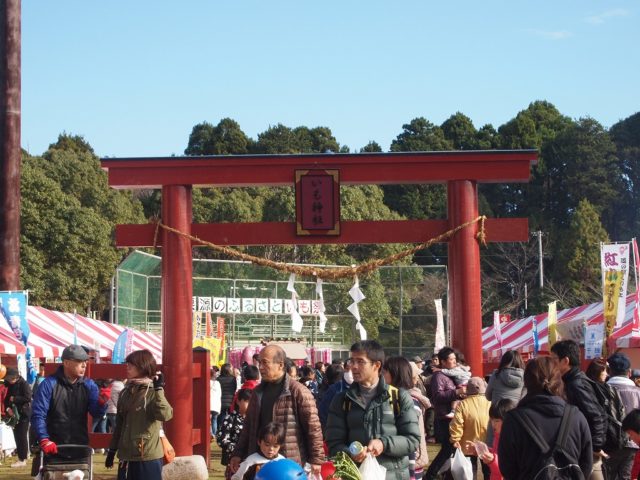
[0, 291, 36, 383]
[112, 329, 129, 364]
[532, 317, 540, 355]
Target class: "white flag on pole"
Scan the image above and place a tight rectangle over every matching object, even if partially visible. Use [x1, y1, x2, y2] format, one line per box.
[287, 273, 303, 333]
[348, 276, 367, 340]
[493, 311, 502, 356]
[434, 299, 445, 353]
[316, 278, 328, 333]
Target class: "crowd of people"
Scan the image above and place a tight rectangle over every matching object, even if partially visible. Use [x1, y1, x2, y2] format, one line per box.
[0, 344, 171, 480]
[1, 338, 640, 480]
[211, 340, 640, 480]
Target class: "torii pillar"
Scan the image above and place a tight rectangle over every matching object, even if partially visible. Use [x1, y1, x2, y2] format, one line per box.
[161, 185, 193, 456]
[103, 149, 537, 456]
[447, 180, 482, 363]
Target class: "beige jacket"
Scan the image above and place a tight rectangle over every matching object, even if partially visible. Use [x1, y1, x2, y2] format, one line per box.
[449, 394, 490, 456]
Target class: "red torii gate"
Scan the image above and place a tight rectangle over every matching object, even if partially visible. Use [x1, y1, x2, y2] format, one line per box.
[102, 149, 537, 456]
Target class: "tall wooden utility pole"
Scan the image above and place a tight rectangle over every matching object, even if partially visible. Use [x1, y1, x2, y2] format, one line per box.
[0, 0, 21, 290]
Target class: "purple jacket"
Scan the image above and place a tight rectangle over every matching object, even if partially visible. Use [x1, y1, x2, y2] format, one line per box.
[430, 371, 457, 419]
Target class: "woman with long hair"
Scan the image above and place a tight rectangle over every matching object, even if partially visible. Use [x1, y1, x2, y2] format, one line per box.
[498, 356, 593, 479]
[218, 363, 238, 428]
[486, 350, 526, 404]
[105, 349, 173, 480]
[485, 349, 526, 446]
[383, 356, 430, 480]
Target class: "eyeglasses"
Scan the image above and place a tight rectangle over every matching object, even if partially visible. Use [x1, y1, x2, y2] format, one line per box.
[350, 358, 373, 367]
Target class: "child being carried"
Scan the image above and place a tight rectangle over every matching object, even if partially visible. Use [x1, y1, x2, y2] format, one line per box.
[434, 353, 471, 418]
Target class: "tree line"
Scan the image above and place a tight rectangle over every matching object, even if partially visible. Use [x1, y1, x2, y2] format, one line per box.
[19, 101, 640, 348]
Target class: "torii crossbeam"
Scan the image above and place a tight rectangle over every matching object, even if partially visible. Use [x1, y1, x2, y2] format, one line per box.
[102, 149, 537, 456]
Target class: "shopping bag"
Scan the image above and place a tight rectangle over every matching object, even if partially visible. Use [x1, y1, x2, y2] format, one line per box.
[450, 448, 473, 480]
[359, 453, 386, 480]
[160, 434, 176, 464]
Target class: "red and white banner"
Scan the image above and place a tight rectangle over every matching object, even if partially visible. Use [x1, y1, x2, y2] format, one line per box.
[217, 316, 225, 339]
[632, 238, 640, 331]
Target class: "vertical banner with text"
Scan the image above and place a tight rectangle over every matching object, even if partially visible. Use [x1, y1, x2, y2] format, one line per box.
[493, 311, 502, 357]
[603, 269, 623, 357]
[548, 301, 558, 347]
[601, 243, 630, 328]
[0, 291, 36, 382]
[633, 239, 640, 331]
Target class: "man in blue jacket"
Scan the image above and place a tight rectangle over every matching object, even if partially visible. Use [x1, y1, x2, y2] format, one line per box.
[30, 344, 108, 472]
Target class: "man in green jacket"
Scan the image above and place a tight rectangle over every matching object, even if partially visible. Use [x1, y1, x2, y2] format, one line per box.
[325, 340, 421, 480]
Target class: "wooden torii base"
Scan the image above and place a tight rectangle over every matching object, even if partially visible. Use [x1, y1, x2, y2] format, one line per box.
[102, 150, 537, 457]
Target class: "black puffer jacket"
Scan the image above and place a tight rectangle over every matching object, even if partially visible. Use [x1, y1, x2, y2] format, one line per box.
[218, 375, 237, 410]
[498, 394, 593, 480]
[4, 376, 32, 420]
[563, 367, 606, 451]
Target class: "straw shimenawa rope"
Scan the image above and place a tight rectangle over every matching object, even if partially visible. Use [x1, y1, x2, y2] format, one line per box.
[153, 215, 487, 281]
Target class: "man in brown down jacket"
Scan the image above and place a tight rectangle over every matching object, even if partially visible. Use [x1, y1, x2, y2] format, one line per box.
[229, 345, 324, 475]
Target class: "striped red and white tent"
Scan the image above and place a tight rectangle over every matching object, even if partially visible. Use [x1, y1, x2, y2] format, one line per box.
[26, 306, 162, 361]
[482, 294, 639, 360]
[0, 328, 27, 355]
[0, 310, 53, 356]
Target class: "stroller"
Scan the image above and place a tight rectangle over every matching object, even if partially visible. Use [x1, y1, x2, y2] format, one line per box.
[37, 444, 93, 480]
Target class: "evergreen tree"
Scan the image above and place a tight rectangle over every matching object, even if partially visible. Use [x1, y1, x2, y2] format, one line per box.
[610, 112, 640, 239]
[20, 136, 145, 313]
[185, 118, 252, 155]
[542, 117, 622, 233]
[560, 199, 610, 304]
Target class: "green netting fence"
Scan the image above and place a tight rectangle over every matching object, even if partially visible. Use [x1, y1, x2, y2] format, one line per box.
[115, 250, 448, 353]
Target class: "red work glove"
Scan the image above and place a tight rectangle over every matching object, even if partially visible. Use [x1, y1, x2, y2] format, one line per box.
[98, 386, 112, 406]
[40, 439, 58, 455]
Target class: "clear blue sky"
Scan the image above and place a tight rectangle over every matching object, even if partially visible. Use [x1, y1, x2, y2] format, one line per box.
[22, 1, 640, 158]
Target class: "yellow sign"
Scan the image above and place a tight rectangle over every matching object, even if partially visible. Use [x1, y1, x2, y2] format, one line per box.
[603, 269, 623, 342]
[548, 301, 558, 347]
[193, 336, 226, 367]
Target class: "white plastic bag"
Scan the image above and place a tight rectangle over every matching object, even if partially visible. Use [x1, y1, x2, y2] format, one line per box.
[473, 440, 490, 457]
[450, 448, 473, 480]
[359, 453, 387, 480]
[303, 464, 323, 480]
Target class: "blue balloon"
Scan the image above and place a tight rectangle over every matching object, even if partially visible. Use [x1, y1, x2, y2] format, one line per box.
[255, 459, 307, 480]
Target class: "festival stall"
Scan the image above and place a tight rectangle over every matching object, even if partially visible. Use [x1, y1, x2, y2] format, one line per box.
[482, 294, 639, 362]
[227, 345, 333, 369]
[0, 328, 26, 355]
[26, 306, 162, 361]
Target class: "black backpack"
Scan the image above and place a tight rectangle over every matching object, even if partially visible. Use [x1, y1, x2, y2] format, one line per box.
[512, 405, 585, 480]
[588, 379, 628, 451]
